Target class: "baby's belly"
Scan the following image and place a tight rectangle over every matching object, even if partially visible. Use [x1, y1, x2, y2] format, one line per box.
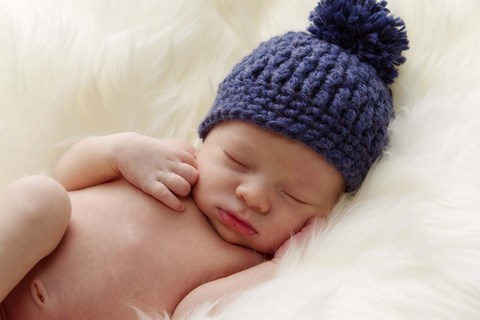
[7, 179, 255, 319]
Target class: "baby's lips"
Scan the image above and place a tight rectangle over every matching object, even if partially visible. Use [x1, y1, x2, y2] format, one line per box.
[218, 208, 257, 235]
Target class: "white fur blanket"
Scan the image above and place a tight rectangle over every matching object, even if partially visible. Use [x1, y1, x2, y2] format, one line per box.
[1, 0, 479, 319]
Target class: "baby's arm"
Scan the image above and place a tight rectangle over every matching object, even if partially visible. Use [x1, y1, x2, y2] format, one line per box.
[0, 176, 70, 301]
[54, 132, 198, 211]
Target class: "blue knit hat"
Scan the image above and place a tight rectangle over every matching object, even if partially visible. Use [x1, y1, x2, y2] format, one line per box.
[198, 0, 409, 192]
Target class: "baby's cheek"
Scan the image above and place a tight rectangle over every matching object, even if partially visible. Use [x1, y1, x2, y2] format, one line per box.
[267, 227, 295, 253]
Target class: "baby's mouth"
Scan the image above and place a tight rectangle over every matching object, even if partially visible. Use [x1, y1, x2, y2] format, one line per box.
[217, 208, 257, 235]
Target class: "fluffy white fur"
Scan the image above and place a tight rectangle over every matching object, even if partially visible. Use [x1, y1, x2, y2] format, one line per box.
[1, 0, 479, 319]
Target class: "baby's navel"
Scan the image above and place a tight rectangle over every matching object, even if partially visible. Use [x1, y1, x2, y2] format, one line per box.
[30, 280, 48, 306]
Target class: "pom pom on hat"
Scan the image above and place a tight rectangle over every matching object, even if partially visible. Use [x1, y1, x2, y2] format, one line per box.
[198, 0, 409, 192]
[308, 0, 409, 84]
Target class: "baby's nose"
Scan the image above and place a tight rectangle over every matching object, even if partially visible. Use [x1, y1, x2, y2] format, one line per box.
[235, 180, 270, 213]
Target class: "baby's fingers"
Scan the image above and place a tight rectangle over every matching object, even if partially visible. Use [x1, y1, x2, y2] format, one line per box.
[175, 162, 199, 186]
[148, 171, 194, 209]
[147, 182, 185, 212]
[161, 172, 194, 198]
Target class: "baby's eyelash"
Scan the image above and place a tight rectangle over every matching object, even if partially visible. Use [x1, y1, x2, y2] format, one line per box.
[224, 151, 247, 168]
[281, 190, 309, 205]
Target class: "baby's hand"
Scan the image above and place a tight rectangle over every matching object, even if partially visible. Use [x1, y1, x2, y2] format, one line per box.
[273, 217, 322, 263]
[116, 133, 198, 211]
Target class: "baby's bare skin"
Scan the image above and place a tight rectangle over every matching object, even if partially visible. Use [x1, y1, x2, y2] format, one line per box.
[4, 179, 263, 319]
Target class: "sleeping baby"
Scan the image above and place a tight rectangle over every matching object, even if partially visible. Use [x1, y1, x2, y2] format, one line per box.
[2, 120, 345, 319]
[0, 0, 408, 318]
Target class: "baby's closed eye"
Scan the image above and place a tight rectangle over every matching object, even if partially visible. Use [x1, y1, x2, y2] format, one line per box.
[223, 150, 248, 170]
[279, 189, 310, 205]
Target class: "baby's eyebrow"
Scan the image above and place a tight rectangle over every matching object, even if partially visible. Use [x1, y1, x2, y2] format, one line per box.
[232, 137, 257, 152]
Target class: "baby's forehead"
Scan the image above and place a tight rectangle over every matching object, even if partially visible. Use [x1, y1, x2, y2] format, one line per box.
[221, 122, 340, 173]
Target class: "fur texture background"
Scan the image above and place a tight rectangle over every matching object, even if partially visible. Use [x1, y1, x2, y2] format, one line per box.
[1, 0, 479, 319]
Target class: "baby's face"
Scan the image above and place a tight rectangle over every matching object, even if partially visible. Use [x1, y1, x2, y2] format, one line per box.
[193, 121, 345, 254]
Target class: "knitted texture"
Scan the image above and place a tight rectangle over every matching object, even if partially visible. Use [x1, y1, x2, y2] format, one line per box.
[198, 0, 409, 192]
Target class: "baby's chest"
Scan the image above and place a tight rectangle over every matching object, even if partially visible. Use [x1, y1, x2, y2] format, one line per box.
[66, 181, 258, 308]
